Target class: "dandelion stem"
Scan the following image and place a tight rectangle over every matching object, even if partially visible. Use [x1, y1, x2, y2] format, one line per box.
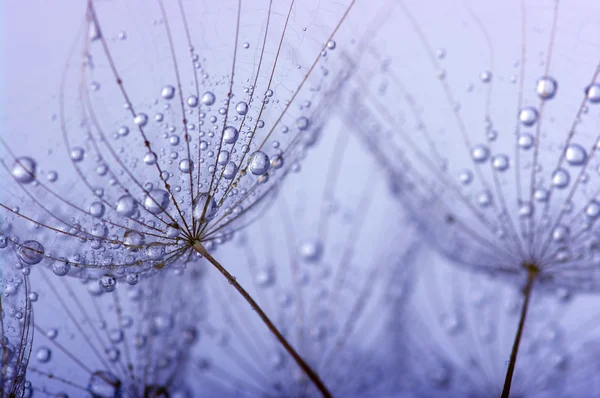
[192, 242, 332, 398]
[501, 268, 537, 398]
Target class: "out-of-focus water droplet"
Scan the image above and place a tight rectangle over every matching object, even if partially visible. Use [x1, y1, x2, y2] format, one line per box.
[70, 147, 85, 162]
[471, 145, 490, 163]
[11, 157, 36, 184]
[565, 144, 587, 166]
[116, 195, 137, 217]
[88, 371, 121, 397]
[480, 70, 492, 83]
[146, 244, 166, 261]
[552, 168, 570, 189]
[519, 106, 539, 127]
[91, 223, 108, 239]
[586, 200, 600, 219]
[492, 154, 509, 171]
[298, 240, 323, 262]
[144, 189, 169, 215]
[99, 275, 117, 292]
[586, 83, 600, 104]
[36, 347, 51, 363]
[134, 113, 148, 127]
[47, 171, 58, 182]
[536, 76, 558, 100]
[248, 151, 270, 175]
[18, 240, 44, 265]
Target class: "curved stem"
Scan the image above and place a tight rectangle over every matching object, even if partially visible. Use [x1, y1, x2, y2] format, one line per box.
[192, 242, 332, 398]
[501, 268, 537, 398]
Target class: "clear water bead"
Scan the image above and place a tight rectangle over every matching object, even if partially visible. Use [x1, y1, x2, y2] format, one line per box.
[492, 155, 509, 171]
[11, 157, 36, 183]
[99, 275, 117, 292]
[552, 168, 570, 189]
[70, 147, 85, 162]
[36, 347, 51, 363]
[518, 133, 534, 150]
[18, 240, 45, 265]
[586, 200, 600, 219]
[223, 162, 238, 179]
[143, 189, 170, 215]
[248, 151, 270, 175]
[123, 230, 144, 251]
[193, 193, 219, 222]
[134, 113, 148, 127]
[235, 101, 249, 115]
[161, 85, 175, 100]
[471, 145, 490, 163]
[116, 195, 137, 217]
[89, 202, 105, 218]
[519, 106, 539, 127]
[201, 91, 216, 106]
[222, 126, 239, 144]
[146, 244, 166, 260]
[298, 240, 323, 262]
[187, 95, 199, 108]
[178, 159, 193, 173]
[586, 83, 600, 104]
[536, 76, 558, 100]
[565, 144, 587, 166]
[52, 261, 71, 276]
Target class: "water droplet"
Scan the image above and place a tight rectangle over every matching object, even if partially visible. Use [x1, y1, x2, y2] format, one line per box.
[552, 168, 570, 189]
[492, 154, 509, 171]
[519, 202, 534, 218]
[36, 347, 51, 363]
[518, 133, 534, 150]
[201, 91, 216, 106]
[123, 230, 144, 251]
[586, 83, 600, 104]
[471, 145, 490, 163]
[18, 240, 44, 265]
[88, 371, 121, 397]
[565, 144, 587, 166]
[235, 102, 248, 115]
[193, 193, 219, 222]
[296, 116, 310, 131]
[536, 76, 558, 100]
[217, 151, 230, 166]
[459, 170, 473, 185]
[99, 275, 117, 292]
[70, 147, 85, 162]
[586, 200, 600, 219]
[11, 157, 36, 183]
[248, 151, 270, 175]
[552, 225, 569, 242]
[143, 152, 157, 165]
[298, 240, 323, 262]
[480, 70, 492, 83]
[178, 159, 193, 173]
[134, 113, 148, 127]
[161, 85, 175, 100]
[223, 162, 238, 179]
[327, 40, 336, 50]
[47, 171, 58, 182]
[146, 244, 166, 260]
[91, 223, 108, 238]
[187, 95, 199, 108]
[143, 189, 169, 215]
[116, 195, 137, 217]
[52, 261, 71, 276]
[519, 106, 539, 127]
[89, 202, 105, 218]
[222, 126, 239, 144]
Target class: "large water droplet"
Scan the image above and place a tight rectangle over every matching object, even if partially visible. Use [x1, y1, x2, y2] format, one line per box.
[552, 168, 570, 189]
[116, 195, 137, 217]
[161, 85, 175, 100]
[223, 162, 238, 179]
[146, 244, 166, 260]
[193, 193, 219, 222]
[11, 157, 36, 184]
[519, 106, 539, 127]
[89, 202, 105, 218]
[235, 101, 248, 115]
[536, 77, 558, 100]
[222, 126, 239, 144]
[123, 230, 144, 251]
[565, 144, 587, 166]
[18, 240, 44, 265]
[143, 189, 169, 215]
[248, 151, 270, 175]
[471, 145, 490, 163]
[201, 91, 216, 106]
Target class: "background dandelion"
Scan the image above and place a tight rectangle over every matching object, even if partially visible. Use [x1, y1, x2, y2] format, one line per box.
[395, 249, 600, 397]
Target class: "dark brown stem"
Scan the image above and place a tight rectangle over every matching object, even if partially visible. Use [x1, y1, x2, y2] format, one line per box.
[501, 269, 537, 398]
[192, 242, 332, 398]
